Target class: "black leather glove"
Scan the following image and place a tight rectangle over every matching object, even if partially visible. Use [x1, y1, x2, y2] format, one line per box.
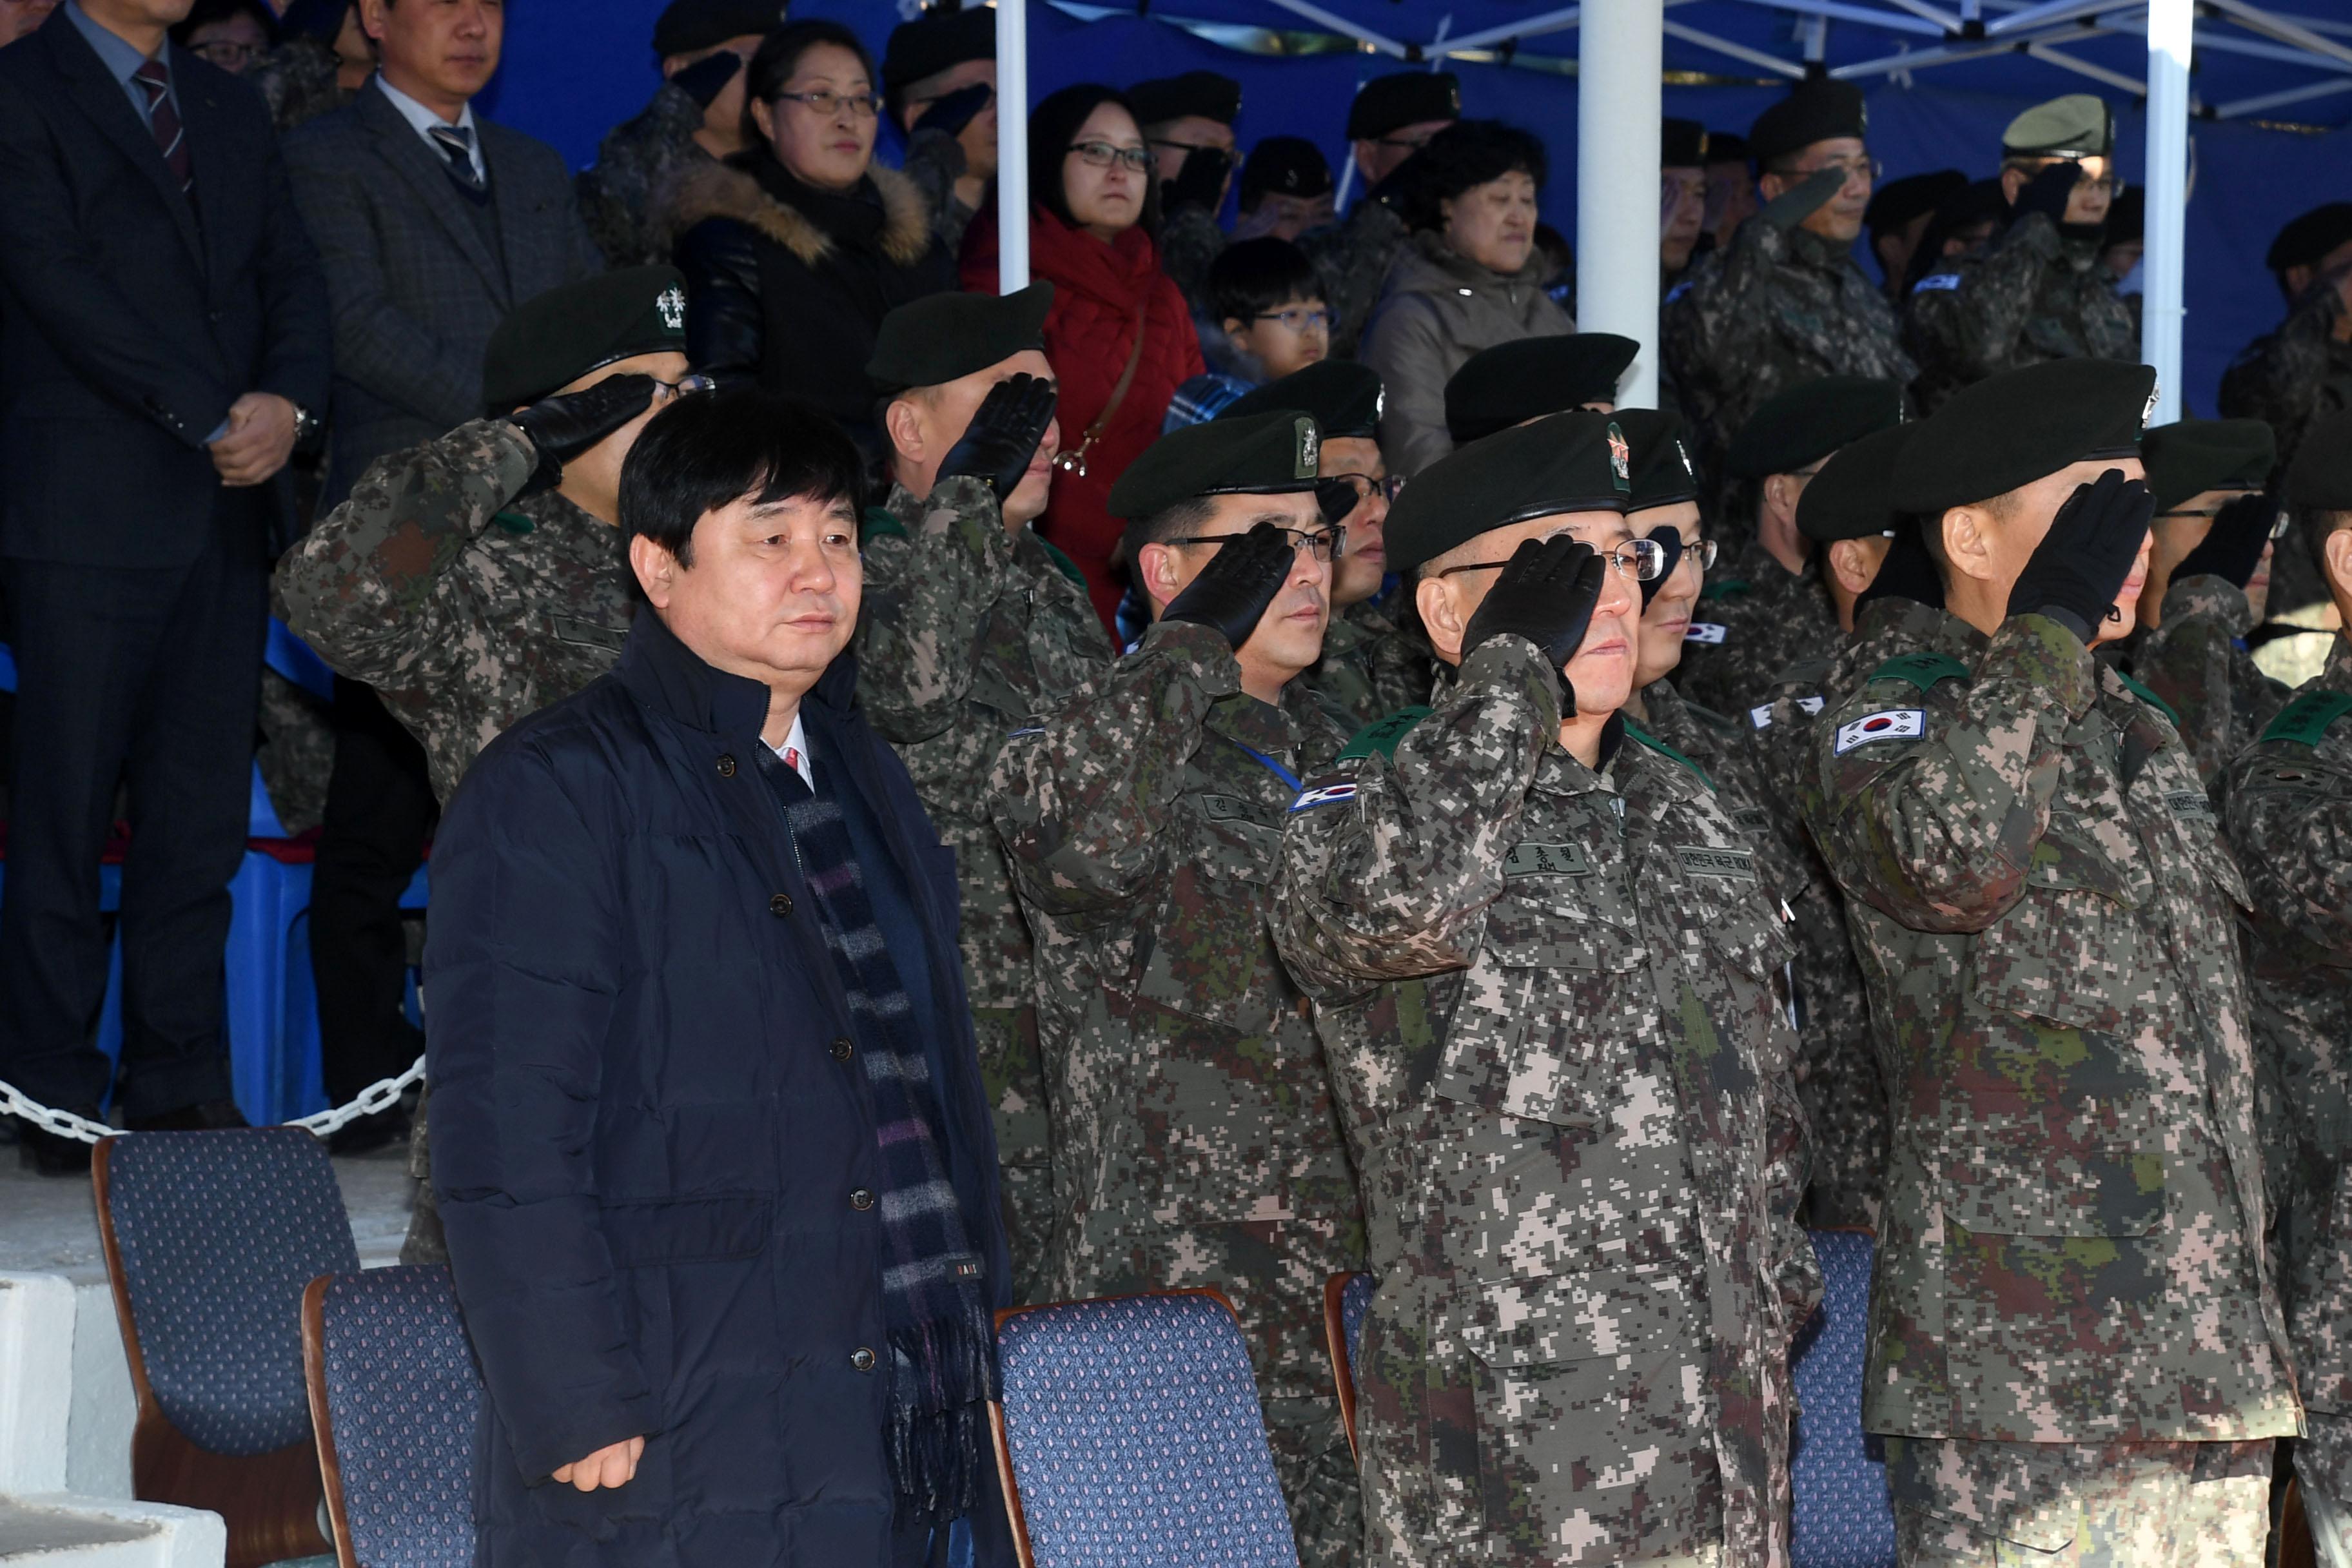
[2012, 159, 2081, 226]
[1163, 144, 1233, 214]
[1854, 520, 1945, 612]
[2171, 491, 2278, 592]
[914, 81, 992, 140]
[937, 373, 1057, 500]
[1462, 535, 1609, 714]
[671, 49, 743, 110]
[1638, 525, 1685, 610]
[507, 374, 659, 498]
[1760, 165, 1847, 230]
[2006, 467, 2155, 640]
[1162, 520, 1296, 651]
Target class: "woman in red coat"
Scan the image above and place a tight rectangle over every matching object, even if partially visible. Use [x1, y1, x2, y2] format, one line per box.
[961, 84, 1204, 632]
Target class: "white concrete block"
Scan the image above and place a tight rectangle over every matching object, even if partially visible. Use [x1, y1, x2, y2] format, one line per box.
[0, 1273, 75, 1494]
[67, 1284, 134, 1502]
[0, 1493, 224, 1567]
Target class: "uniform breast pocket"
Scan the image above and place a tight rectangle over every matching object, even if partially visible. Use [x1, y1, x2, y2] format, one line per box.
[1968, 833, 2149, 1036]
[1133, 860, 1275, 1036]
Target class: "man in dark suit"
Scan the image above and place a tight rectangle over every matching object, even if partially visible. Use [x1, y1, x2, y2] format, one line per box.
[283, 0, 602, 1152]
[0, 0, 331, 1173]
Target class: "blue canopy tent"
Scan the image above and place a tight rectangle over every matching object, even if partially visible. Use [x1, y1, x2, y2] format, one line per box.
[482, 0, 2350, 416]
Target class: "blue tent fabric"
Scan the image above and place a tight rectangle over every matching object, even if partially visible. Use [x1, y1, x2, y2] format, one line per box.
[482, 1, 2347, 416]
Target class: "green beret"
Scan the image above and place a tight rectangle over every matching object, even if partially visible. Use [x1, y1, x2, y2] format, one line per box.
[1220, 360, 1382, 442]
[482, 266, 689, 412]
[1108, 409, 1320, 521]
[1748, 80, 1867, 170]
[1725, 375, 1905, 480]
[867, 282, 1053, 395]
[1346, 70, 1460, 142]
[1892, 359, 2155, 515]
[1663, 118, 1708, 169]
[1615, 409, 1701, 511]
[2141, 419, 2276, 512]
[1798, 424, 1912, 542]
[1129, 70, 1240, 128]
[1445, 334, 1638, 445]
[2003, 93, 2113, 161]
[2288, 412, 2352, 511]
[882, 5, 995, 93]
[651, 0, 783, 56]
[1386, 412, 1632, 574]
[2268, 203, 2352, 275]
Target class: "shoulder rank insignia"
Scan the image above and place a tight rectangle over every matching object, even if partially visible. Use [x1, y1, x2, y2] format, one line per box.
[2262, 689, 2352, 749]
[1338, 705, 1432, 763]
[1868, 651, 1969, 694]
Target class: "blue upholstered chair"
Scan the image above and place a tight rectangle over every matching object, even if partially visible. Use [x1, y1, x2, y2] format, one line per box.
[1790, 1228, 1896, 1568]
[1320, 1271, 1375, 1458]
[94, 1128, 360, 1567]
[302, 1264, 482, 1568]
[990, 1289, 1301, 1568]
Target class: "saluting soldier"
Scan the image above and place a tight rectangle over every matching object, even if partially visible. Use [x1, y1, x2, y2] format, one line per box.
[1803, 358, 2299, 1562]
[1299, 70, 1460, 360]
[988, 413, 1366, 1567]
[1275, 411, 1818, 1567]
[853, 283, 1110, 1306]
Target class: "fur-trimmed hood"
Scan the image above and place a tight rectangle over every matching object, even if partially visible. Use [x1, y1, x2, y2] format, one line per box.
[660, 157, 934, 270]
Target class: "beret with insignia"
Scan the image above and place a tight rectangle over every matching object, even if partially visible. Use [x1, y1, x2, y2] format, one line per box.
[483, 266, 689, 411]
[1799, 423, 1913, 542]
[652, 0, 783, 57]
[1725, 375, 1906, 480]
[1445, 333, 1638, 445]
[1892, 358, 2155, 515]
[1240, 136, 1333, 206]
[1748, 79, 1867, 171]
[1346, 70, 1461, 142]
[2288, 411, 2352, 512]
[1221, 360, 1382, 442]
[2268, 202, 2352, 276]
[2002, 93, 2113, 160]
[1615, 409, 1703, 511]
[2141, 419, 2277, 512]
[1867, 170, 1967, 239]
[1129, 70, 1241, 128]
[881, 5, 995, 93]
[867, 282, 1053, 395]
[1387, 412, 1631, 574]
[1108, 410, 1320, 520]
[1662, 118, 1708, 169]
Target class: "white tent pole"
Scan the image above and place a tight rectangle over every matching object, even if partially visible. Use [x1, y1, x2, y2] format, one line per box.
[996, 0, 1030, 293]
[1578, 0, 1665, 407]
[2144, 0, 2190, 423]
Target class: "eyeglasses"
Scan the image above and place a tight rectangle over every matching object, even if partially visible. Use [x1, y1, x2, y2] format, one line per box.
[772, 89, 883, 119]
[1151, 138, 1234, 162]
[2155, 501, 2289, 539]
[1320, 473, 1406, 505]
[1673, 538, 1721, 572]
[1374, 131, 1441, 152]
[1068, 141, 1152, 172]
[188, 39, 260, 69]
[1438, 538, 1668, 582]
[1253, 306, 1337, 334]
[653, 374, 717, 398]
[1165, 525, 1346, 563]
[908, 84, 994, 112]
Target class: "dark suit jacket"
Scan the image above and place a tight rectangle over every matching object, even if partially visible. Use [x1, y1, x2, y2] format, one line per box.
[0, 12, 331, 566]
[283, 82, 602, 507]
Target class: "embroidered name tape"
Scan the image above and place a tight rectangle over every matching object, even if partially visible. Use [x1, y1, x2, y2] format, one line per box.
[1503, 841, 1592, 877]
[1685, 622, 1727, 645]
[1675, 845, 1757, 880]
[1289, 781, 1358, 813]
[1834, 708, 1925, 754]
[2164, 789, 2216, 822]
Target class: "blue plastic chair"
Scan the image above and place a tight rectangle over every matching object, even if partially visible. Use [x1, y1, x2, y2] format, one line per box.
[992, 1289, 1300, 1568]
[1790, 1229, 1896, 1568]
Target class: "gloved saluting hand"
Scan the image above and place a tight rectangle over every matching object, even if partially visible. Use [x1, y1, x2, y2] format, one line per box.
[1462, 534, 1609, 715]
[2012, 159, 2082, 227]
[1163, 144, 1233, 214]
[914, 81, 992, 141]
[2170, 490, 2278, 593]
[1639, 525, 1685, 610]
[1761, 164, 1848, 230]
[937, 373, 1058, 502]
[507, 374, 660, 498]
[1162, 520, 1298, 651]
[2006, 467, 2154, 640]
[1855, 520, 1945, 613]
[670, 50, 745, 110]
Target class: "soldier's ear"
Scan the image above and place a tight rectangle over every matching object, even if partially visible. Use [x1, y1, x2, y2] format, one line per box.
[1135, 541, 1182, 616]
[1939, 505, 1995, 583]
[884, 396, 927, 467]
[1415, 573, 1467, 665]
[2323, 519, 2352, 605]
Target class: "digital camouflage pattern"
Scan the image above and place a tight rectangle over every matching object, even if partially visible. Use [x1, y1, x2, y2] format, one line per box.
[854, 475, 1112, 1305]
[248, 35, 354, 135]
[2128, 573, 2291, 790]
[1883, 1433, 2272, 1564]
[2224, 634, 2352, 1511]
[1801, 610, 2300, 1453]
[1159, 204, 1228, 323]
[575, 82, 717, 268]
[1671, 538, 1842, 722]
[1903, 213, 2139, 413]
[989, 619, 1366, 1567]
[255, 667, 335, 838]
[1302, 596, 1436, 732]
[2220, 279, 2352, 617]
[900, 126, 983, 258]
[1273, 634, 1818, 1568]
[1299, 193, 1411, 360]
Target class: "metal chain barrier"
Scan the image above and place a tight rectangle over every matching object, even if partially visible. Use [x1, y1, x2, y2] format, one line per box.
[0, 1055, 425, 1146]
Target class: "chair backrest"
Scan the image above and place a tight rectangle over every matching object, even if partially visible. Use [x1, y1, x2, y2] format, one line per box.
[991, 1289, 1301, 1568]
[95, 1128, 360, 1457]
[302, 1265, 482, 1568]
[1320, 1272, 1375, 1460]
[1790, 1228, 1895, 1568]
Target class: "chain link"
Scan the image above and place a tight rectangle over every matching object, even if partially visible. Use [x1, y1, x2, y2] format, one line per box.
[1, 1056, 426, 1146]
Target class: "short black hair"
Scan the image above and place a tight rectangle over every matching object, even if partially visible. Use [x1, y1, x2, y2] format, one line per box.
[1397, 119, 1547, 232]
[743, 21, 876, 146]
[1209, 237, 1320, 328]
[622, 387, 865, 568]
[1117, 496, 1218, 585]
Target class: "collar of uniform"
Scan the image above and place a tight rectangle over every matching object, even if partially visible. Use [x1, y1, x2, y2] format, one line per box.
[2154, 573, 2253, 640]
[516, 487, 627, 556]
[1852, 593, 1950, 649]
[1210, 679, 1308, 763]
[1734, 533, 1818, 591]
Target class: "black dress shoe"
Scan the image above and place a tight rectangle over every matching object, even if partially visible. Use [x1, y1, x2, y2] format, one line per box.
[124, 1098, 251, 1133]
[18, 1118, 99, 1176]
[324, 1106, 409, 1158]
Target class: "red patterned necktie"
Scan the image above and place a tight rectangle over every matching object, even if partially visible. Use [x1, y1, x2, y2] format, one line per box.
[132, 59, 191, 193]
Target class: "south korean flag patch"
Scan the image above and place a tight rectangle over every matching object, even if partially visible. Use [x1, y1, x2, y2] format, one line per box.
[1685, 622, 1727, 645]
[1833, 708, 1925, 755]
[1289, 781, 1358, 814]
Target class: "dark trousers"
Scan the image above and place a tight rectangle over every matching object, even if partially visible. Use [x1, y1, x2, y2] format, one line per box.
[0, 503, 266, 1117]
[310, 675, 434, 1104]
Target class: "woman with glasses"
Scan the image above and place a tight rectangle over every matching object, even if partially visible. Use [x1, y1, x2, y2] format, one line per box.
[669, 19, 952, 460]
[1357, 119, 1574, 479]
[958, 83, 1206, 634]
[168, 0, 275, 75]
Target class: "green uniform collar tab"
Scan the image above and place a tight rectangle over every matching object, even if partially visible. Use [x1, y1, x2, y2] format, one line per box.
[1034, 534, 1088, 593]
[860, 504, 906, 544]
[490, 509, 535, 536]
[1869, 650, 1970, 693]
[1623, 717, 1716, 790]
[2262, 689, 2352, 748]
[1338, 705, 1432, 762]
[2113, 670, 2180, 729]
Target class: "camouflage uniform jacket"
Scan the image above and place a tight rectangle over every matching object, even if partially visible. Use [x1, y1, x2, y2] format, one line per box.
[271, 418, 634, 805]
[1804, 609, 2301, 1443]
[1159, 204, 1228, 322]
[1302, 597, 1435, 732]
[1673, 538, 1841, 722]
[2219, 273, 2352, 473]
[1274, 634, 1818, 1567]
[576, 83, 717, 268]
[1299, 193, 1410, 360]
[1903, 212, 2138, 412]
[988, 619, 1366, 1398]
[2130, 573, 2292, 791]
[900, 127, 981, 258]
[1661, 211, 1916, 486]
[249, 35, 352, 135]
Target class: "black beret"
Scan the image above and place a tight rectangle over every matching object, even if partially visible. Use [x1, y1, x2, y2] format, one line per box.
[1798, 423, 1912, 542]
[1240, 135, 1332, 204]
[867, 282, 1053, 395]
[882, 6, 995, 93]
[651, 0, 783, 58]
[2289, 412, 2352, 511]
[1616, 409, 1702, 511]
[1725, 375, 1906, 480]
[1220, 360, 1382, 443]
[1386, 412, 1632, 574]
[2002, 93, 2113, 161]
[1748, 80, 1867, 170]
[1867, 169, 1966, 237]
[1662, 118, 1709, 168]
[1108, 410, 1320, 520]
[2105, 186, 2143, 246]
[1892, 358, 2156, 515]
[2268, 202, 2352, 275]
[1129, 70, 1241, 128]
[2142, 419, 2277, 512]
[1445, 334, 1638, 445]
[1346, 70, 1460, 142]
[1706, 130, 1748, 164]
[483, 266, 689, 411]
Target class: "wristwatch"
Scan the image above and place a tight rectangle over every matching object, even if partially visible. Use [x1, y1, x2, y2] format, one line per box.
[292, 402, 322, 446]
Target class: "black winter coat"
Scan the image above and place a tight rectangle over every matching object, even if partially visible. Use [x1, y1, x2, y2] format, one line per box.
[427, 608, 1010, 1567]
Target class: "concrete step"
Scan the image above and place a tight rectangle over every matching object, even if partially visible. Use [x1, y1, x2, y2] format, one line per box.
[0, 1494, 224, 1566]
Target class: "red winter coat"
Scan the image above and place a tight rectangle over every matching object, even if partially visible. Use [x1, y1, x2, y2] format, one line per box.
[962, 207, 1203, 631]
